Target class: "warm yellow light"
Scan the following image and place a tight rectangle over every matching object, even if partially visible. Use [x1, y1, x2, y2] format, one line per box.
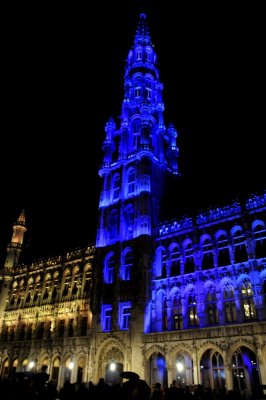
[29, 361, 35, 369]
[69, 361, 74, 370]
[110, 362, 116, 371]
[176, 362, 184, 372]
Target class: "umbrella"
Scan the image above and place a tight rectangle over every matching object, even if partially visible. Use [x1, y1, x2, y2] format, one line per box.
[120, 371, 140, 380]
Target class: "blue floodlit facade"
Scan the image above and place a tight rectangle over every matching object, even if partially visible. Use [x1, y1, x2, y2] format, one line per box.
[0, 13, 266, 397]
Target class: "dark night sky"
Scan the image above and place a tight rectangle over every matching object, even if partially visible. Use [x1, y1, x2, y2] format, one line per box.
[1, 1, 265, 263]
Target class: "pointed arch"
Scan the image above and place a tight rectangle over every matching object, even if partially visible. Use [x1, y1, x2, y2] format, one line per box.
[121, 247, 134, 281]
[154, 246, 167, 278]
[104, 252, 116, 284]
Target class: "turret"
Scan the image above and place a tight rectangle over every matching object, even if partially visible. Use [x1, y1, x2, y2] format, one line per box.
[0, 210, 27, 325]
[3, 209, 27, 273]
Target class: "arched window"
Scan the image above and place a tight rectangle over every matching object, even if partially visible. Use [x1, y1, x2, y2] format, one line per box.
[43, 274, 51, 301]
[51, 358, 60, 384]
[102, 304, 112, 332]
[33, 276, 41, 303]
[161, 250, 167, 278]
[51, 273, 59, 300]
[154, 247, 166, 278]
[145, 79, 152, 100]
[104, 253, 115, 284]
[132, 119, 141, 150]
[233, 229, 247, 263]
[119, 302, 131, 330]
[217, 234, 230, 266]
[212, 352, 225, 390]
[240, 279, 256, 321]
[83, 267, 92, 294]
[10, 282, 18, 306]
[123, 204, 134, 239]
[72, 268, 80, 296]
[112, 173, 120, 202]
[223, 283, 237, 323]
[62, 271, 71, 297]
[232, 351, 246, 392]
[25, 278, 34, 304]
[19, 279, 26, 303]
[184, 243, 194, 273]
[202, 239, 214, 270]
[127, 168, 136, 197]
[206, 285, 218, 325]
[170, 246, 181, 277]
[187, 290, 199, 327]
[121, 249, 133, 281]
[134, 78, 142, 98]
[172, 294, 183, 330]
[253, 223, 266, 258]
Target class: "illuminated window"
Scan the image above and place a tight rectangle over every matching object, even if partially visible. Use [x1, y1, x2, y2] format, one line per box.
[62, 272, 71, 297]
[145, 80, 152, 99]
[83, 268, 92, 294]
[119, 302, 131, 330]
[136, 50, 142, 60]
[161, 250, 167, 278]
[124, 205, 134, 240]
[206, 286, 219, 325]
[112, 174, 120, 202]
[223, 283, 237, 323]
[146, 52, 152, 62]
[240, 279, 256, 321]
[104, 253, 115, 284]
[172, 295, 183, 330]
[232, 351, 246, 392]
[26, 279, 34, 304]
[72, 270, 80, 295]
[212, 352, 225, 390]
[121, 249, 133, 280]
[33, 277, 41, 303]
[102, 305, 112, 332]
[187, 291, 199, 327]
[43, 275, 51, 301]
[127, 169, 136, 197]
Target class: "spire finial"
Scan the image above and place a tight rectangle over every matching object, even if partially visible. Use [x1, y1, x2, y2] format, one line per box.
[134, 12, 152, 46]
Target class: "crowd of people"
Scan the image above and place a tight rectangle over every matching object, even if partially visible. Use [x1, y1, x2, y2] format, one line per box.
[0, 374, 259, 400]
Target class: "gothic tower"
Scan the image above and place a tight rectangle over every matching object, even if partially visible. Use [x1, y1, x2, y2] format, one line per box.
[0, 210, 26, 319]
[91, 13, 179, 373]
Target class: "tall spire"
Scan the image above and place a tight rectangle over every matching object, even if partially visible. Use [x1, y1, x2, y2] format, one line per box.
[17, 209, 26, 226]
[134, 13, 152, 47]
[3, 209, 27, 272]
